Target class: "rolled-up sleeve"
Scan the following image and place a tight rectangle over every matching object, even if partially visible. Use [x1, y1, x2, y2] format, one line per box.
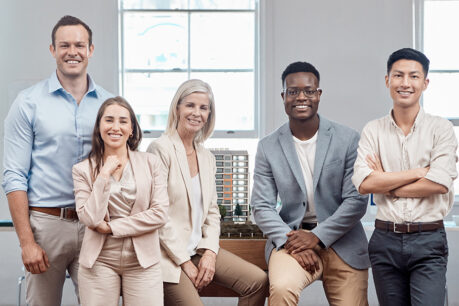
[2, 93, 34, 194]
[352, 123, 376, 191]
[424, 120, 458, 190]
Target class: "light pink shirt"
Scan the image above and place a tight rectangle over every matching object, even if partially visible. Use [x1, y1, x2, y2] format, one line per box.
[352, 108, 457, 223]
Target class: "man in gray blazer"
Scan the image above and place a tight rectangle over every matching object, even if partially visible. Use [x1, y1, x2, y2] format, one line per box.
[251, 61, 370, 306]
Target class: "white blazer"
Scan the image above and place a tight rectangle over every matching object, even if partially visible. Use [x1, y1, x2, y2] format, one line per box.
[147, 131, 220, 283]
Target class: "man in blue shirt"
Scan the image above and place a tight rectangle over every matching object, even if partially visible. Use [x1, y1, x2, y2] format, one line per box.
[2, 15, 112, 306]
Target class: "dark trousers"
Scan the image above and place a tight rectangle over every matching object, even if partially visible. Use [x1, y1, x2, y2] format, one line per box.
[368, 228, 448, 306]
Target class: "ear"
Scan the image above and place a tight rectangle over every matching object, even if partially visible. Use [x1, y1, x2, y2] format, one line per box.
[385, 75, 389, 88]
[317, 89, 323, 98]
[281, 91, 285, 101]
[88, 44, 95, 58]
[423, 77, 429, 91]
[49, 44, 56, 58]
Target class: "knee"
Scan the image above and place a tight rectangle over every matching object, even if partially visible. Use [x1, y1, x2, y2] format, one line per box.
[269, 278, 301, 301]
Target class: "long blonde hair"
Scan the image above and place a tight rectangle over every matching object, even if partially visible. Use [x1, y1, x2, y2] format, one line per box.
[165, 79, 216, 143]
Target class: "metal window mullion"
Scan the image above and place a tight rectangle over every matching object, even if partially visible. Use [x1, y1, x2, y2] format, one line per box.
[119, 0, 125, 96]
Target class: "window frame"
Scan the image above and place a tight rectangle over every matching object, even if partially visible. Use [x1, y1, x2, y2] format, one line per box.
[415, 0, 459, 203]
[118, 1, 260, 138]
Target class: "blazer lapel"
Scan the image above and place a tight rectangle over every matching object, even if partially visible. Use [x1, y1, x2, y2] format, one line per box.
[170, 131, 193, 208]
[279, 123, 307, 197]
[127, 150, 142, 214]
[196, 145, 209, 218]
[313, 116, 333, 191]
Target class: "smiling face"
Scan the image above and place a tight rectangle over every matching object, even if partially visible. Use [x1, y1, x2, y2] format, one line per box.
[50, 24, 94, 80]
[99, 104, 132, 151]
[282, 72, 322, 122]
[176, 92, 210, 136]
[386, 59, 429, 110]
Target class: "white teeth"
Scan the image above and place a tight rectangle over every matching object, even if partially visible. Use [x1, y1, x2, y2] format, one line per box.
[67, 61, 79, 64]
[108, 134, 121, 138]
[295, 105, 309, 109]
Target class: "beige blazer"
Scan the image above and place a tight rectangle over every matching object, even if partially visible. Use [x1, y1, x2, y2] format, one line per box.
[147, 131, 221, 283]
[72, 150, 169, 269]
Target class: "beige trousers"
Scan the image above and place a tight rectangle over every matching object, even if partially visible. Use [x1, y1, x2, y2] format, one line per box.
[78, 235, 163, 306]
[164, 248, 268, 306]
[26, 210, 84, 306]
[269, 247, 368, 306]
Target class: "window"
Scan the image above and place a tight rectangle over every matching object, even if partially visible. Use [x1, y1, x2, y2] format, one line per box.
[119, 0, 259, 137]
[418, 0, 459, 201]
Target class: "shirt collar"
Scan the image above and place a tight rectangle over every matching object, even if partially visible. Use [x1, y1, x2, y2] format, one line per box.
[48, 70, 99, 97]
[389, 107, 425, 132]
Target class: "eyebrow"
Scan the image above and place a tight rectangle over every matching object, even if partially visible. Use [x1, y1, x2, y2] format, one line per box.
[392, 70, 422, 75]
[103, 115, 129, 119]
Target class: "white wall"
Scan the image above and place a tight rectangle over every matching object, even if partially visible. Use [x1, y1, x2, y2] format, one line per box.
[3, 1, 458, 305]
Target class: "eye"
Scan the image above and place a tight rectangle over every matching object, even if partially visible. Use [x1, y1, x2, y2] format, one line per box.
[287, 89, 298, 96]
[305, 90, 316, 95]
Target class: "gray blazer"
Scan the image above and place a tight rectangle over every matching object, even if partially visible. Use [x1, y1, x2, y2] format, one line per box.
[251, 116, 370, 269]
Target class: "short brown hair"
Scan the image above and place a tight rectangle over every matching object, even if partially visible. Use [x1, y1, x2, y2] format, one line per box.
[51, 15, 93, 47]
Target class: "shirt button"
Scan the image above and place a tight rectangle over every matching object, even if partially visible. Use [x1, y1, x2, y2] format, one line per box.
[303, 201, 306, 206]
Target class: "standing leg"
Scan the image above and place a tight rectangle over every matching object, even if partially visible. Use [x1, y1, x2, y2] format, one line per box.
[78, 261, 121, 306]
[368, 229, 410, 306]
[122, 261, 163, 306]
[268, 248, 322, 306]
[25, 212, 75, 306]
[320, 247, 368, 306]
[407, 229, 448, 306]
[67, 220, 85, 303]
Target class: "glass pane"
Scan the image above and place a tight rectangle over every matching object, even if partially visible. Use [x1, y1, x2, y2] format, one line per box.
[123, 12, 188, 70]
[124, 72, 188, 130]
[423, 72, 459, 119]
[190, 72, 254, 130]
[190, 12, 254, 69]
[122, 0, 188, 9]
[190, 0, 255, 10]
[424, 1, 459, 70]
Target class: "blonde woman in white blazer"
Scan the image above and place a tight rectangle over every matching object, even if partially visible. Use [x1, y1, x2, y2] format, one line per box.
[147, 79, 268, 306]
[72, 97, 168, 306]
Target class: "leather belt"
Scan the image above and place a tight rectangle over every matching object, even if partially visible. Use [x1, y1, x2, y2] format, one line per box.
[30, 207, 79, 221]
[375, 219, 443, 234]
[301, 222, 318, 230]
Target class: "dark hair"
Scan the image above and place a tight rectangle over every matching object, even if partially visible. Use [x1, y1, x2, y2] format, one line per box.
[387, 48, 430, 77]
[51, 15, 93, 48]
[281, 61, 320, 88]
[88, 96, 142, 180]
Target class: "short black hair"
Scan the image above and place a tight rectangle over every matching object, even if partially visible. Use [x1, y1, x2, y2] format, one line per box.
[51, 15, 93, 48]
[281, 61, 320, 88]
[387, 48, 430, 77]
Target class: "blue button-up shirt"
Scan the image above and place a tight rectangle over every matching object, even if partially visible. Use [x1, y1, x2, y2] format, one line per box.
[2, 72, 113, 208]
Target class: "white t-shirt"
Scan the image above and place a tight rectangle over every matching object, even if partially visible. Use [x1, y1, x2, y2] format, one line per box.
[187, 175, 204, 256]
[293, 132, 318, 223]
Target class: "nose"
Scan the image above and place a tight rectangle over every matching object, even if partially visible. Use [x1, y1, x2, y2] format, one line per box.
[401, 75, 410, 87]
[297, 89, 307, 100]
[111, 120, 120, 130]
[69, 45, 77, 56]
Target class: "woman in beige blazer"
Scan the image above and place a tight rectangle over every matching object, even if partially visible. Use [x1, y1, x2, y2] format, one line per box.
[72, 96, 168, 306]
[147, 79, 268, 306]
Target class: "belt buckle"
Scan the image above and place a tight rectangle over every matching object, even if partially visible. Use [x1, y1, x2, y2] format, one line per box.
[393, 222, 404, 233]
[60, 207, 72, 220]
[59, 208, 66, 219]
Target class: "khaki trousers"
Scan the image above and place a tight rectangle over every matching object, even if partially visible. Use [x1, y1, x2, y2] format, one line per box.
[79, 235, 163, 306]
[164, 248, 268, 306]
[269, 247, 368, 306]
[26, 210, 84, 306]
